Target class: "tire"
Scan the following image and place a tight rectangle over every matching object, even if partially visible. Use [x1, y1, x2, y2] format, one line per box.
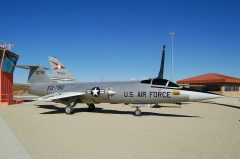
[88, 104, 95, 112]
[134, 109, 142, 116]
[65, 106, 73, 114]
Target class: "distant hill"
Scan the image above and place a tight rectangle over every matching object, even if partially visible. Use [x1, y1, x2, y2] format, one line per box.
[14, 83, 30, 95]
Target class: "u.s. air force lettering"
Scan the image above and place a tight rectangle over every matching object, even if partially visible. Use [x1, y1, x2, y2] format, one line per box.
[124, 91, 171, 98]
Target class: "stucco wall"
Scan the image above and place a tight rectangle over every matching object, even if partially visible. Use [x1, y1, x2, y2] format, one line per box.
[222, 91, 240, 97]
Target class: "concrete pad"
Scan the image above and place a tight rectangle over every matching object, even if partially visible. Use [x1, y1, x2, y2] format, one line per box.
[0, 115, 32, 159]
[0, 97, 239, 159]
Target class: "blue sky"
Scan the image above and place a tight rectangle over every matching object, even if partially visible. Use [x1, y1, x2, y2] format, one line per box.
[1, 0, 239, 83]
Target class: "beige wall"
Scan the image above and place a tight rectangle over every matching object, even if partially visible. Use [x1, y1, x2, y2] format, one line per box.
[221, 85, 240, 97]
[210, 90, 240, 97]
[222, 92, 240, 97]
[183, 85, 240, 97]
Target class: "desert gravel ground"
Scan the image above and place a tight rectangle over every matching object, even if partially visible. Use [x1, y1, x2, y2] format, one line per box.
[0, 97, 239, 159]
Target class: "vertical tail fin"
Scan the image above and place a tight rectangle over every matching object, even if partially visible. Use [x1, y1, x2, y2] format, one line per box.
[17, 65, 52, 83]
[158, 45, 165, 79]
[48, 56, 77, 82]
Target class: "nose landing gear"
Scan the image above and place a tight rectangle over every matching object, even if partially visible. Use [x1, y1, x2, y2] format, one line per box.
[134, 108, 142, 116]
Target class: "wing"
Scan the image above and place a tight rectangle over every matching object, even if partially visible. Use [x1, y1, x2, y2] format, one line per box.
[36, 92, 84, 101]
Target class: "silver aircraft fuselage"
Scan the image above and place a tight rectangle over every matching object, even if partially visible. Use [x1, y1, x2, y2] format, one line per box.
[30, 79, 221, 104]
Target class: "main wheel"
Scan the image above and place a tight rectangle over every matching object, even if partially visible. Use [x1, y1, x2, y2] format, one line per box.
[134, 109, 142, 116]
[176, 102, 182, 105]
[88, 103, 95, 112]
[65, 106, 73, 114]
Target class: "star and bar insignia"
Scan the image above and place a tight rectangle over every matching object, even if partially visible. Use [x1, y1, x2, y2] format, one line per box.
[86, 87, 105, 97]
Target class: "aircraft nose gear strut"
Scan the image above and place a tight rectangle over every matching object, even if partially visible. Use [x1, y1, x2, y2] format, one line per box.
[134, 107, 142, 116]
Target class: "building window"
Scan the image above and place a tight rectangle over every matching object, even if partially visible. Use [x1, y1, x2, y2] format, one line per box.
[205, 85, 221, 91]
[224, 85, 239, 91]
[1, 51, 18, 73]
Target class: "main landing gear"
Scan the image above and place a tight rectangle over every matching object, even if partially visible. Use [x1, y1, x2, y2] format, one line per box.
[65, 101, 96, 115]
[65, 100, 78, 115]
[87, 103, 96, 112]
[65, 106, 74, 114]
[134, 107, 142, 116]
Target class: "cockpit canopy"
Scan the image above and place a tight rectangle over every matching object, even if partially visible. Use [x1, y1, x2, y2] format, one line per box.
[141, 78, 180, 88]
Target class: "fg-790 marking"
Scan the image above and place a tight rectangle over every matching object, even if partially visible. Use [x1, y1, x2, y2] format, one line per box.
[18, 45, 223, 116]
[47, 85, 65, 91]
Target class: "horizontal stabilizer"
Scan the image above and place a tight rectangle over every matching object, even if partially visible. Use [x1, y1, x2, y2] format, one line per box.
[16, 65, 49, 70]
[36, 92, 84, 101]
[17, 65, 52, 83]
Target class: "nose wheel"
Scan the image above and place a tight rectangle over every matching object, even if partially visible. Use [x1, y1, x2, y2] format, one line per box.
[134, 108, 142, 116]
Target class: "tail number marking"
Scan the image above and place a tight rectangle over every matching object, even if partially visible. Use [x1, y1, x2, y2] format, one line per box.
[47, 85, 65, 91]
[36, 71, 45, 75]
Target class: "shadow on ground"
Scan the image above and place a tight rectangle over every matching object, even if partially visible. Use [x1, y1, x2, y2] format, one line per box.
[126, 102, 191, 109]
[199, 102, 240, 110]
[35, 104, 200, 118]
[151, 105, 181, 109]
[213, 103, 240, 110]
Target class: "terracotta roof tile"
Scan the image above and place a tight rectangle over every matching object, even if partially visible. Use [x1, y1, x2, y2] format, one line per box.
[177, 73, 240, 85]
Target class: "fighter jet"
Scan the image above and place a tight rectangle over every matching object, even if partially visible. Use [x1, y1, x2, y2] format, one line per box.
[17, 46, 223, 116]
[48, 56, 78, 83]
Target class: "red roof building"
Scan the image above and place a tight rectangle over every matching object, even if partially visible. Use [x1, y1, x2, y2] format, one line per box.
[177, 73, 240, 97]
[177, 73, 240, 85]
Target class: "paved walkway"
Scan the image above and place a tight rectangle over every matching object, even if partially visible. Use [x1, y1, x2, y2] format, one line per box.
[0, 115, 32, 159]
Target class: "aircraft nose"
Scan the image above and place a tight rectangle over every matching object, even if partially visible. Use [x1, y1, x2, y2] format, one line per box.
[187, 91, 223, 101]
